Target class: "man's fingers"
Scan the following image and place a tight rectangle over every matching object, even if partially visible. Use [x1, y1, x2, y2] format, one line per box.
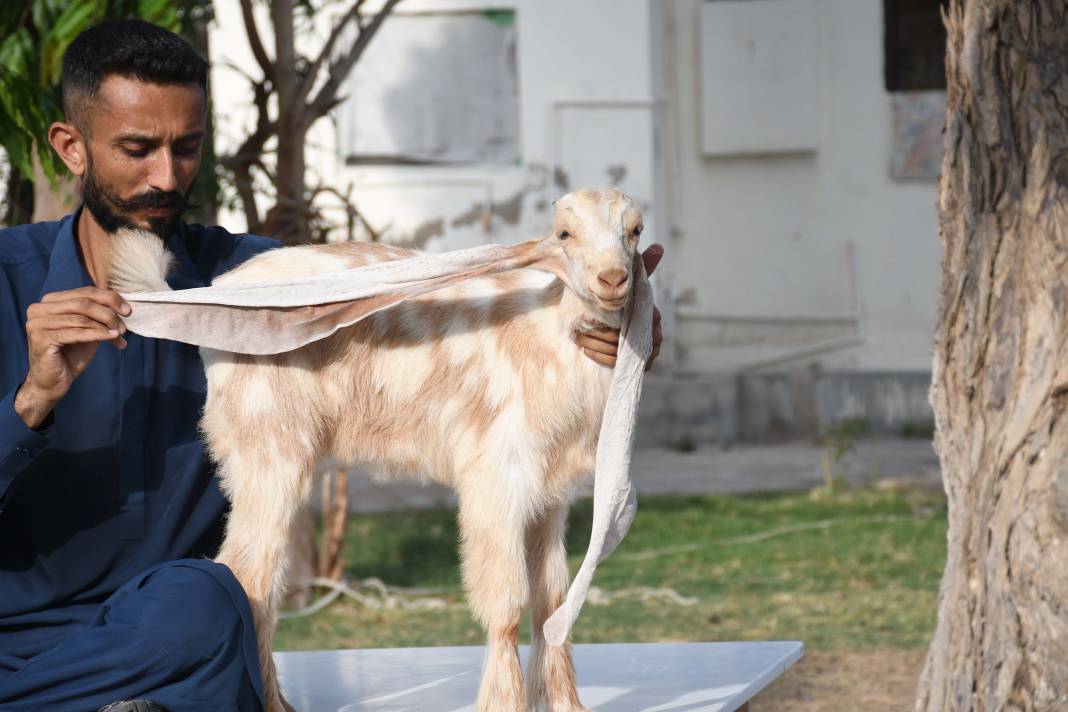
[41, 287, 131, 315]
[33, 298, 127, 333]
[645, 342, 661, 372]
[47, 327, 120, 348]
[575, 332, 618, 356]
[646, 305, 663, 372]
[641, 244, 664, 276]
[583, 347, 616, 368]
[34, 313, 120, 334]
[579, 327, 620, 345]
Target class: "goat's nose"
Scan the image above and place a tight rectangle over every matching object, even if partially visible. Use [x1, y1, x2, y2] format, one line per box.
[597, 269, 629, 289]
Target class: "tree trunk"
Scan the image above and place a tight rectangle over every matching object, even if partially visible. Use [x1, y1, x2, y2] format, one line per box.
[32, 157, 77, 223]
[3, 168, 34, 227]
[318, 467, 349, 582]
[261, 0, 312, 246]
[917, 2, 1068, 710]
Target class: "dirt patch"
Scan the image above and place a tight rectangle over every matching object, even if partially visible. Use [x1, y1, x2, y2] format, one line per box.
[752, 649, 926, 712]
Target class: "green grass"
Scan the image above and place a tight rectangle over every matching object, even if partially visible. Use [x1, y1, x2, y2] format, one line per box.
[275, 487, 947, 653]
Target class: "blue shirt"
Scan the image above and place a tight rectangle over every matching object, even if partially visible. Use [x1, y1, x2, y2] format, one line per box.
[0, 208, 277, 666]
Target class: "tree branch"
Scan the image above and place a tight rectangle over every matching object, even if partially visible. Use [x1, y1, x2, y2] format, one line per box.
[298, 0, 367, 104]
[239, 0, 274, 80]
[306, 0, 404, 124]
[219, 79, 276, 232]
[231, 164, 262, 233]
[309, 181, 382, 242]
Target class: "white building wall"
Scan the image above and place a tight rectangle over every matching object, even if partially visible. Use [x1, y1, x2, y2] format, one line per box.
[208, 0, 939, 376]
[212, 1, 665, 266]
[664, 0, 940, 373]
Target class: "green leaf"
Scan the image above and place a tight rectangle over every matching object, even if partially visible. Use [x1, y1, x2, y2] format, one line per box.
[0, 67, 64, 183]
[0, 27, 36, 77]
[30, 1, 51, 38]
[0, 4, 28, 39]
[51, 1, 99, 39]
[40, 1, 101, 84]
[137, 0, 179, 30]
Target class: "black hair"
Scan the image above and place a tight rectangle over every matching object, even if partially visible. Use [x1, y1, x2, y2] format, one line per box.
[61, 19, 209, 128]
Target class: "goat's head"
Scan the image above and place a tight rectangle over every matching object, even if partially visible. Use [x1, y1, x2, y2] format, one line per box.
[539, 188, 643, 316]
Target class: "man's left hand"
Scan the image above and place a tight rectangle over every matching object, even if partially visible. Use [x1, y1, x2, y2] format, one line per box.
[574, 244, 664, 370]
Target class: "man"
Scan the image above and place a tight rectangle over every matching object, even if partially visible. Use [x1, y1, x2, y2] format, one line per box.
[0, 19, 662, 712]
[0, 19, 276, 712]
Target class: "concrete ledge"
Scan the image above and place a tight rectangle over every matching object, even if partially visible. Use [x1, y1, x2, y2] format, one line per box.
[636, 374, 738, 447]
[637, 370, 933, 447]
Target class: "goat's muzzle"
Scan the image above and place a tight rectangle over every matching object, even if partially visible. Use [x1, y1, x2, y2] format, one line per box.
[591, 269, 631, 310]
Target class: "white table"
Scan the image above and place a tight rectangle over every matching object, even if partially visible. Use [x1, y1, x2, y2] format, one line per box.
[274, 641, 803, 711]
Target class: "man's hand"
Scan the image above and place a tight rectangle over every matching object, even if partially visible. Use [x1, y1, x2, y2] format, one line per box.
[574, 244, 664, 370]
[15, 287, 130, 428]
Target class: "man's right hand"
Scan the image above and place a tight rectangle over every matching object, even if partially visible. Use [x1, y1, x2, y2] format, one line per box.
[14, 287, 130, 428]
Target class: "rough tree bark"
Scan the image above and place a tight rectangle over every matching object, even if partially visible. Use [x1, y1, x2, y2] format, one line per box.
[917, 2, 1068, 710]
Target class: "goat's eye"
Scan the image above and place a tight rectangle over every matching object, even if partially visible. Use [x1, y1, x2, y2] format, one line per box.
[633, 225, 643, 237]
[558, 231, 571, 240]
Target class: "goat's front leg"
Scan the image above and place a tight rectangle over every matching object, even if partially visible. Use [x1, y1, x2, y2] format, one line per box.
[214, 451, 313, 712]
[525, 504, 588, 712]
[458, 478, 530, 712]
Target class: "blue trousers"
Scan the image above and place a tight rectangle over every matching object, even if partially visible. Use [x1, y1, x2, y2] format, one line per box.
[0, 560, 265, 712]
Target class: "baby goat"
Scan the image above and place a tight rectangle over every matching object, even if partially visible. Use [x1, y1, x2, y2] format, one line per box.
[112, 188, 646, 712]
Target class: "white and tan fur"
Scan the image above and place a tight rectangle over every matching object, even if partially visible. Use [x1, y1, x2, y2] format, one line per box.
[111, 188, 645, 712]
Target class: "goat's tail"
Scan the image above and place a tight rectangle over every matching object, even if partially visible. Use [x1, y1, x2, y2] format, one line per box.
[109, 229, 176, 293]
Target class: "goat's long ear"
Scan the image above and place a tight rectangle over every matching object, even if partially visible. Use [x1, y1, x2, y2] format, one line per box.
[529, 235, 573, 288]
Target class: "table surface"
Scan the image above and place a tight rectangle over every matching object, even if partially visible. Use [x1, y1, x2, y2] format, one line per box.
[274, 641, 804, 712]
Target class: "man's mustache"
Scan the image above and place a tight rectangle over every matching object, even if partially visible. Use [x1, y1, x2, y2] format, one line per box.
[110, 189, 188, 212]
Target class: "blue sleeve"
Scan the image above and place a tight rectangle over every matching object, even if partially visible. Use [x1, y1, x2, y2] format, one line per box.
[0, 386, 52, 502]
[0, 226, 57, 503]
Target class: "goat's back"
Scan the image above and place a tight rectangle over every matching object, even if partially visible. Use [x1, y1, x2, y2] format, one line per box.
[200, 241, 612, 505]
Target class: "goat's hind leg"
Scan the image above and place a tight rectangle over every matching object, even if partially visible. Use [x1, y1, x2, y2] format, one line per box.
[214, 447, 315, 712]
[526, 504, 588, 712]
[458, 476, 530, 712]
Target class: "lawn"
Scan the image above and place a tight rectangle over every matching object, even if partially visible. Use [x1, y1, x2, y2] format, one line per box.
[275, 486, 947, 654]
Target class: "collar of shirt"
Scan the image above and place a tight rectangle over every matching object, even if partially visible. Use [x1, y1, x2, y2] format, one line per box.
[39, 208, 91, 298]
[38, 205, 209, 300]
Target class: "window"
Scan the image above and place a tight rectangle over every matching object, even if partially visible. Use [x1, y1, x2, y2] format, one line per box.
[337, 10, 519, 165]
[883, 0, 949, 91]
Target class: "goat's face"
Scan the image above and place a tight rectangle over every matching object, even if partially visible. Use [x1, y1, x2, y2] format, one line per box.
[549, 188, 643, 313]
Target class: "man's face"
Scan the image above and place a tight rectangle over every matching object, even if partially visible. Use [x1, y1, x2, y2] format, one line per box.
[79, 75, 206, 237]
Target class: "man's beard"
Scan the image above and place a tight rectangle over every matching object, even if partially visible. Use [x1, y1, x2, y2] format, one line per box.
[82, 162, 191, 239]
